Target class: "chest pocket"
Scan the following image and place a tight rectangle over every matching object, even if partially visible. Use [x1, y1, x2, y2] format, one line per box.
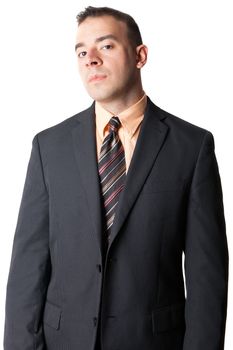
[142, 179, 186, 194]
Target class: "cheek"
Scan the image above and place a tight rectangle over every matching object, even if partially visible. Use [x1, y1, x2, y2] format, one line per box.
[105, 53, 126, 71]
[77, 66, 87, 82]
[77, 62, 84, 72]
[110, 54, 132, 76]
[109, 62, 126, 80]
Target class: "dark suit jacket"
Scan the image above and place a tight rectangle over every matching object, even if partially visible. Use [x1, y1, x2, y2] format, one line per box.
[4, 97, 228, 350]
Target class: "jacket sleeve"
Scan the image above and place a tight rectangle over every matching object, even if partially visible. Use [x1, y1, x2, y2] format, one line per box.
[183, 131, 229, 350]
[4, 134, 51, 349]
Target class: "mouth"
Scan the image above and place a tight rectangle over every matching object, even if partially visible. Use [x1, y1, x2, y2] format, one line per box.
[88, 74, 107, 83]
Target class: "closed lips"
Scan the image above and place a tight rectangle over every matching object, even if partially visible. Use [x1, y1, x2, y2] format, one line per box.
[88, 74, 107, 82]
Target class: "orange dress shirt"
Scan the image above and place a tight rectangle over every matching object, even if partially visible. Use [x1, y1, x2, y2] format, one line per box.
[95, 93, 147, 173]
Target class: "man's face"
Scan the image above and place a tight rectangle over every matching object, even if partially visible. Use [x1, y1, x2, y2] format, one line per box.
[75, 16, 141, 104]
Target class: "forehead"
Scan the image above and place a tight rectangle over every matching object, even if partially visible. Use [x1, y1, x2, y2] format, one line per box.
[76, 15, 128, 43]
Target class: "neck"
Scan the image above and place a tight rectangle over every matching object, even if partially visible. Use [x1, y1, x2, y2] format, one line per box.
[97, 86, 145, 115]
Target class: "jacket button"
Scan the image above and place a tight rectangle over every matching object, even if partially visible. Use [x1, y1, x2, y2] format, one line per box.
[93, 317, 98, 327]
[96, 264, 101, 272]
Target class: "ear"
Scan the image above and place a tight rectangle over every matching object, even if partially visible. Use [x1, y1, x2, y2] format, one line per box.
[136, 44, 148, 69]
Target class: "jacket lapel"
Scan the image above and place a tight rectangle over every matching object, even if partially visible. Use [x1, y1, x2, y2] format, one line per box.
[71, 98, 169, 256]
[71, 102, 104, 252]
[108, 98, 168, 249]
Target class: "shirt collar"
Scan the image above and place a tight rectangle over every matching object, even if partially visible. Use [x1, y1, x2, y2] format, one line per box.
[95, 93, 147, 139]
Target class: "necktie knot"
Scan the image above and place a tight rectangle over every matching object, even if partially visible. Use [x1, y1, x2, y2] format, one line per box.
[108, 116, 121, 133]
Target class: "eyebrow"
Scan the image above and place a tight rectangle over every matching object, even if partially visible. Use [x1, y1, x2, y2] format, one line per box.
[75, 34, 118, 52]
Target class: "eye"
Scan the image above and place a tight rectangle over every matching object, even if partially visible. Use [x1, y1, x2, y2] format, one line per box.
[102, 44, 113, 50]
[77, 51, 87, 58]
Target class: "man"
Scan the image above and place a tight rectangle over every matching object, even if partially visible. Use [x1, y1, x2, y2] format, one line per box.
[4, 6, 228, 350]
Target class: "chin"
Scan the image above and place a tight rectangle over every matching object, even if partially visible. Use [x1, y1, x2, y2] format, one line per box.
[87, 90, 114, 103]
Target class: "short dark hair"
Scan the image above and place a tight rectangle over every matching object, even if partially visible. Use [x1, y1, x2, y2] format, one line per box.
[76, 6, 143, 48]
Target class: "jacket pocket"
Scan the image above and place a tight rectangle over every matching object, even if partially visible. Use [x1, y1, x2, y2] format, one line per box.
[43, 300, 62, 330]
[151, 301, 185, 333]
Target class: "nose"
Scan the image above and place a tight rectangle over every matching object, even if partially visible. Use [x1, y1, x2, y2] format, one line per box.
[85, 52, 102, 67]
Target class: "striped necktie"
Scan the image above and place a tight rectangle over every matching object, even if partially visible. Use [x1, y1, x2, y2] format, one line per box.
[98, 116, 126, 243]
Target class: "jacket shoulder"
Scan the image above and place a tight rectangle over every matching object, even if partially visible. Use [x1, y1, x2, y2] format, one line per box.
[147, 98, 215, 159]
[157, 105, 210, 136]
[33, 103, 94, 142]
[151, 101, 214, 150]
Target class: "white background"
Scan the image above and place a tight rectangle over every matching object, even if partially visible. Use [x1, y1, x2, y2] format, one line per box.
[0, 0, 232, 347]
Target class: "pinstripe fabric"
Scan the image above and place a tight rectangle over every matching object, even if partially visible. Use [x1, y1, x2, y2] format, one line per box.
[98, 116, 126, 242]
